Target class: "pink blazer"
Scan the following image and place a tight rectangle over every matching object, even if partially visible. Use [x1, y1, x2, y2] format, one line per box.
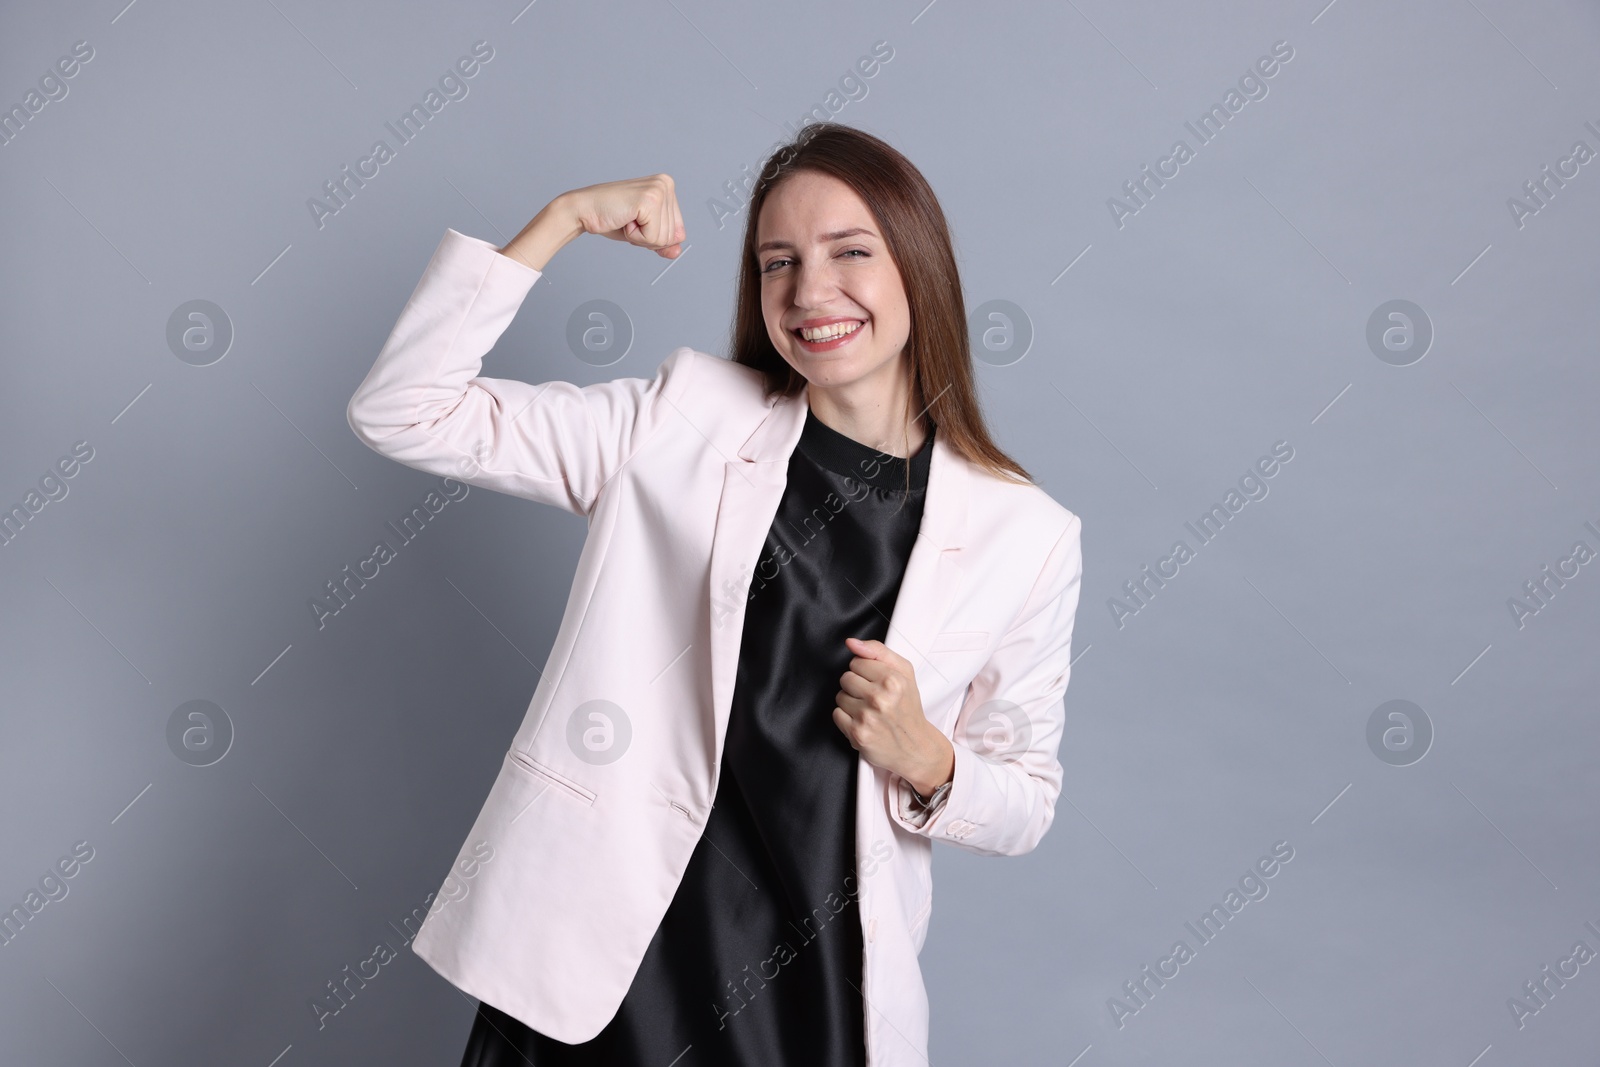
[346, 228, 1085, 1065]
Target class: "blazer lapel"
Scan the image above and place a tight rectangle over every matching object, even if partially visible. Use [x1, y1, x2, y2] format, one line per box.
[705, 388, 805, 773]
[704, 386, 972, 773]
[882, 430, 970, 689]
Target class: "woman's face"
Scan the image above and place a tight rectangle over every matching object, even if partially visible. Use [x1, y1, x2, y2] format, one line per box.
[756, 170, 911, 396]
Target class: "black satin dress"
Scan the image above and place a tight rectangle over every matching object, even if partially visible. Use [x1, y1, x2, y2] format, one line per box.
[459, 407, 935, 1067]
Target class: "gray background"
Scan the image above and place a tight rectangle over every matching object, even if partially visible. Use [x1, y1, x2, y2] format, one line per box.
[2, 0, 1597, 1064]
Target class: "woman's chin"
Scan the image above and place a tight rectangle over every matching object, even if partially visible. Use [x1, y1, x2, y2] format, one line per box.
[797, 363, 863, 389]
[784, 351, 847, 382]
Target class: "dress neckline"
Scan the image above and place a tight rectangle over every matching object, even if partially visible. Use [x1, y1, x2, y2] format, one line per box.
[795, 407, 935, 491]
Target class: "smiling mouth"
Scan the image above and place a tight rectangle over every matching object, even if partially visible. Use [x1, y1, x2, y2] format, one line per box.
[793, 320, 864, 342]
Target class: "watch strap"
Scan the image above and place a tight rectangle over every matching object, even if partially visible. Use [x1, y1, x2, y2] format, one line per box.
[910, 779, 952, 809]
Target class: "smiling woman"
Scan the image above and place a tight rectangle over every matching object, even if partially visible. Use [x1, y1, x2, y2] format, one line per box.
[727, 125, 1037, 503]
[346, 121, 1084, 1067]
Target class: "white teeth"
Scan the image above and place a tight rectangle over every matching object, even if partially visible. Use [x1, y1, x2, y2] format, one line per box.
[798, 320, 862, 342]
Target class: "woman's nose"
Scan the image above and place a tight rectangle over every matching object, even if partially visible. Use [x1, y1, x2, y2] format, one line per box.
[792, 262, 840, 306]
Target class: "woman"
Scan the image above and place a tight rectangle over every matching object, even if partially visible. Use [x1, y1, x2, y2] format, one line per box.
[346, 122, 1084, 1066]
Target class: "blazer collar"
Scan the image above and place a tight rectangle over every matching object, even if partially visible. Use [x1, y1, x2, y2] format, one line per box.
[735, 387, 970, 552]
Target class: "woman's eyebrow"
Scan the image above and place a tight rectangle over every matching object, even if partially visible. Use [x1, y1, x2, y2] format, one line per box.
[756, 227, 878, 253]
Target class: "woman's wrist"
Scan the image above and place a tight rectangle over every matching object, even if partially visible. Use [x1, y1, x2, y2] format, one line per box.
[497, 194, 586, 272]
[904, 728, 955, 799]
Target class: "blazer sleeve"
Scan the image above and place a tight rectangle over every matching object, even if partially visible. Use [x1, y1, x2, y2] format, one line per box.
[346, 227, 696, 516]
[888, 511, 1084, 857]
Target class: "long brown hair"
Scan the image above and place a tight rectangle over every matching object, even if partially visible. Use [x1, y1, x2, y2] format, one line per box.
[727, 121, 1033, 490]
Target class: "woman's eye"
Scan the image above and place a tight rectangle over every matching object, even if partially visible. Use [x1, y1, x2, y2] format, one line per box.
[762, 249, 867, 274]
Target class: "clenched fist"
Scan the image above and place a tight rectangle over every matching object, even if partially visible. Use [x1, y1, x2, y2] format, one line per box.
[497, 173, 686, 272]
[833, 635, 955, 797]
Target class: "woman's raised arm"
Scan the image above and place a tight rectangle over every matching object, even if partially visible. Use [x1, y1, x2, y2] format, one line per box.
[345, 178, 692, 517]
[498, 175, 684, 270]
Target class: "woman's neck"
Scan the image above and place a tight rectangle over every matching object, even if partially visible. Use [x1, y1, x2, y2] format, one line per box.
[805, 383, 927, 459]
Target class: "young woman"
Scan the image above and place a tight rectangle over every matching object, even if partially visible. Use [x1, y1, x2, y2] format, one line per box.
[346, 122, 1084, 1066]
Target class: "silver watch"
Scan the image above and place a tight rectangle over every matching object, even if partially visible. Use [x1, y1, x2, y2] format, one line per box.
[910, 779, 952, 808]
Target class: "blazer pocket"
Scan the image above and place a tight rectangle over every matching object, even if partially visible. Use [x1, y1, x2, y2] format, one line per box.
[929, 630, 990, 653]
[909, 896, 933, 945]
[505, 749, 596, 807]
